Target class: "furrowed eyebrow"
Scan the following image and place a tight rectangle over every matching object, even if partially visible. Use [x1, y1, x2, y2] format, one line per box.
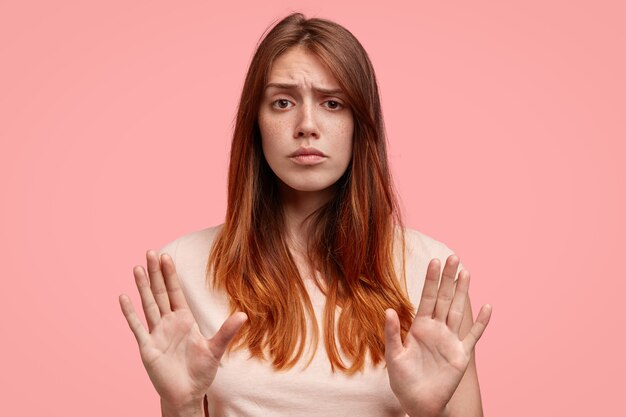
[265, 82, 345, 96]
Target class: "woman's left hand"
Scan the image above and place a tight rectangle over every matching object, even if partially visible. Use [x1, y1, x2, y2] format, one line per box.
[384, 255, 492, 417]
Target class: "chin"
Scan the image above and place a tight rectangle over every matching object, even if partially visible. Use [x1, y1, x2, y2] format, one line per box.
[288, 183, 335, 193]
[279, 178, 339, 194]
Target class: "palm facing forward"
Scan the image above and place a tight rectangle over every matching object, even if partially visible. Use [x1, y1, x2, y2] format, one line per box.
[384, 255, 492, 417]
[119, 250, 247, 410]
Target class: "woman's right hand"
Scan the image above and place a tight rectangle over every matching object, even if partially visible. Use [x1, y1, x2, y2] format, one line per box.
[119, 250, 247, 411]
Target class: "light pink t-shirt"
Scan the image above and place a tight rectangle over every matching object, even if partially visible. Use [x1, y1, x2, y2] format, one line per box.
[159, 225, 458, 417]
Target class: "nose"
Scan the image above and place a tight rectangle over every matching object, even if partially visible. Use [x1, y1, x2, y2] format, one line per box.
[294, 102, 319, 139]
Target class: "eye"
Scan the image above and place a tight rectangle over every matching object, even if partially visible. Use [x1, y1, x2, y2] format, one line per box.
[272, 99, 293, 110]
[324, 100, 344, 110]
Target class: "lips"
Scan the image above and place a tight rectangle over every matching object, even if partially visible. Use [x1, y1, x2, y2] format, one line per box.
[288, 147, 328, 166]
[288, 147, 327, 157]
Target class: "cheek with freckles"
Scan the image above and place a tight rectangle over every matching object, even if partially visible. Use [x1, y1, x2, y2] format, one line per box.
[326, 117, 354, 164]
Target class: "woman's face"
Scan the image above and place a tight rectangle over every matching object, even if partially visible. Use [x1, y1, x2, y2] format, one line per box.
[258, 46, 354, 195]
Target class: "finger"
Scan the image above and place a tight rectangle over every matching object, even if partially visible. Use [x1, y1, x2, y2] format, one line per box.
[134, 265, 161, 331]
[433, 255, 460, 322]
[384, 309, 404, 359]
[160, 253, 190, 311]
[146, 249, 172, 316]
[447, 269, 470, 334]
[416, 259, 441, 318]
[462, 304, 493, 352]
[119, 294, 149, 347]
[209, 312, 248, 361]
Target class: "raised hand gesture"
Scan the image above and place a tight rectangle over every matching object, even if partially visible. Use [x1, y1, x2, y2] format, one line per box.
[119, 250, 247, 414]
[384, 255, 492, 417]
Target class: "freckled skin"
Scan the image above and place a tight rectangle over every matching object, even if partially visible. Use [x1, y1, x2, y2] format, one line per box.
[258, 46, 354, 195]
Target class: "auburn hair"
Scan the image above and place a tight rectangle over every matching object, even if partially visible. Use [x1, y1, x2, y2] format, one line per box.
[208, 12, 414, 374]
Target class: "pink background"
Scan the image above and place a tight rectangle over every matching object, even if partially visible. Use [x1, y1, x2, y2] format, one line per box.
[1, 1, 624, 415]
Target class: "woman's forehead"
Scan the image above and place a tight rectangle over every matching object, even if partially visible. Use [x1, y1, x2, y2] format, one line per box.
[267, 47, 340, 90]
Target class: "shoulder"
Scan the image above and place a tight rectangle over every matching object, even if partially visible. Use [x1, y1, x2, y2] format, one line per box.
[157, 224, 229, 337]
[399, 226, 457, 263]
[158, 224, 224, 263]
[157, 224, 224, 280]
[394, 226, 460, 303]
[402, 226, 467, 276]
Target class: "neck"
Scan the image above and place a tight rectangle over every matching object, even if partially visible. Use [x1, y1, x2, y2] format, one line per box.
[279, 183, 336, 254]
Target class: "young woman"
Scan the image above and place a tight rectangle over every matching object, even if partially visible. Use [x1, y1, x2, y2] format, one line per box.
[119, 13, 492, 417]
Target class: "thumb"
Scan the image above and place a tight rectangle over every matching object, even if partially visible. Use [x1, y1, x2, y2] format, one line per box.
[384, 308, 404, 360]
[209, 312, 248, 360]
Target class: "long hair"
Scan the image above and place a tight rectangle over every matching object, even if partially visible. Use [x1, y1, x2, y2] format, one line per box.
[208, 12, 414, 374]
